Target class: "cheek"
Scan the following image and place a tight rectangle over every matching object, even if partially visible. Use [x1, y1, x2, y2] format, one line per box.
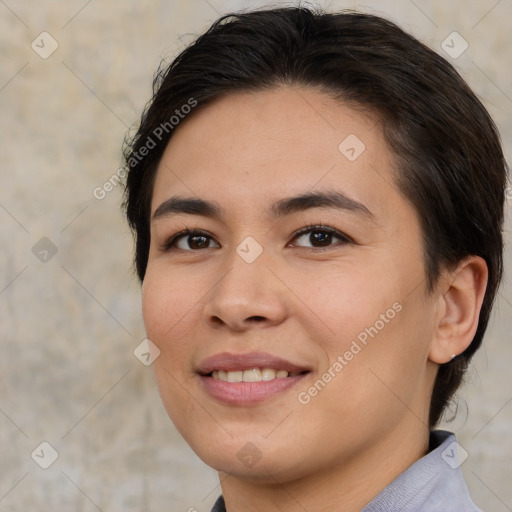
[293, 263, 403, 353]
[143, 261, 190, 322]
[298, 259, 433, 395]
[334, 291, 434, 416]
[141, 264, 204, 359]
[141, 265, 205, 429]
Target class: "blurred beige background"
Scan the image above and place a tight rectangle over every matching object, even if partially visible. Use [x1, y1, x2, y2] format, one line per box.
[0, 0, 510, 510]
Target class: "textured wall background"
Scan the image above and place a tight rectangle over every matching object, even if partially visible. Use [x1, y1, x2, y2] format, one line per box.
[1, 0, 510, 510]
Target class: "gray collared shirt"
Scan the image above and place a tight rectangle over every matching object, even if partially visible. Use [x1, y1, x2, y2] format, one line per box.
[210, 430, 482, 512]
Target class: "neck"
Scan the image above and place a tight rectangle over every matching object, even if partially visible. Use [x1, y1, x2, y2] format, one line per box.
[219, 422, 429, 512]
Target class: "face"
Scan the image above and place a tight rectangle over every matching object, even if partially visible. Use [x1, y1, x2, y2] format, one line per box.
[142, 86, 439, 483]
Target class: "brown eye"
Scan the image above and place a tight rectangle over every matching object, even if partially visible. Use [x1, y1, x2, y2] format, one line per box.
[182, 234, 211, 249]
[162, 229, 220, 252]
[291, 226, 350, 249]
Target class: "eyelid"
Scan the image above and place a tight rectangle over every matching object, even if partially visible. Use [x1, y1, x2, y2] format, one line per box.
[159, 228, 218, 252]
[159, 224, 353, 252]
[288, 224, 353, 247]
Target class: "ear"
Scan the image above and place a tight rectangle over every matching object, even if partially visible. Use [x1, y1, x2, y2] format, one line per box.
[429, 256, 488, 364]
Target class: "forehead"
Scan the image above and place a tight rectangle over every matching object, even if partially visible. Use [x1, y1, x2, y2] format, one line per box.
[151, 86, 405, 224]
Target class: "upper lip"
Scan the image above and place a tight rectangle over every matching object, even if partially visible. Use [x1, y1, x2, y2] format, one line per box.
[197, 351, 311, 375]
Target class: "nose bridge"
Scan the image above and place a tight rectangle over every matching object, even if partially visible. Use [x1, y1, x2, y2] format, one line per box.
[202, 241, 288, 329]
[214, 241, 271, 305]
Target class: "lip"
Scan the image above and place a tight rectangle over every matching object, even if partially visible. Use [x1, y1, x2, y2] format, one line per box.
[197, 351, 311, 406]
[196, 351, 311, 374]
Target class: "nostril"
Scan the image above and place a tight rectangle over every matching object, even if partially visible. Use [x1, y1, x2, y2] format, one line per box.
[210, 316, 224, 326]
[247, 316, 266, 322]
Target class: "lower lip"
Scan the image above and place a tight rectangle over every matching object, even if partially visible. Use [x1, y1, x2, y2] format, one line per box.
[199, 374, 309, 406]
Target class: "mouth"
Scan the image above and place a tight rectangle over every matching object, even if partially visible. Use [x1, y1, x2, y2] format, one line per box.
[197, 352, 311, 406]
[210, 368, 307, 382]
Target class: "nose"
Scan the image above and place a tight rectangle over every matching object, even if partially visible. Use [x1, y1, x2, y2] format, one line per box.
[202, 247, 289, 332]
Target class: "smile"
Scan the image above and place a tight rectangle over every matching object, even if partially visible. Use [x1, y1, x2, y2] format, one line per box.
[211, 368, 302, 382]
[197, 352, 311, 405]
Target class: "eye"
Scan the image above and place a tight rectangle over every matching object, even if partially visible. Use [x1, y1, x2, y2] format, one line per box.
[160, 225, 352, 253]
[161, 229, 220, 252]
[290, 225, 351, 249]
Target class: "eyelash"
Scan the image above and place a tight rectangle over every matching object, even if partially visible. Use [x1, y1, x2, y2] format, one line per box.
[159, 224, 353, 253]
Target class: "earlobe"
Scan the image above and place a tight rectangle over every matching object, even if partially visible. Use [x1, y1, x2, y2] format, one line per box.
[428, 256, 488, 364]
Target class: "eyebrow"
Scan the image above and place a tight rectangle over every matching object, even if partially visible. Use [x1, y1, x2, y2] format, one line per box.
[152, 190, 374, 222]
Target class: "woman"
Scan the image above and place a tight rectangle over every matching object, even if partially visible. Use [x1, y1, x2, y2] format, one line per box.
[123, 7, 505, 511]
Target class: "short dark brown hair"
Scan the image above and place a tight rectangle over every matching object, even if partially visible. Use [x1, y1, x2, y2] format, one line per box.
[122, 7, 506, 427]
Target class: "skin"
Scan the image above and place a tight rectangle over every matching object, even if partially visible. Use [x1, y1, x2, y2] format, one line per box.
[142, 86, 488, 512]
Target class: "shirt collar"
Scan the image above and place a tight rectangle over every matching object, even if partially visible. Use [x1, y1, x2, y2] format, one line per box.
[362, 430, 482, 511]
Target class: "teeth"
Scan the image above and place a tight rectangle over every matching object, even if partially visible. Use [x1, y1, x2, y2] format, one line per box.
[261, 368, 276, 381]
[243, 368, 261, 382]
[211, 368, 298, 382]
[227, 370, 243, 383]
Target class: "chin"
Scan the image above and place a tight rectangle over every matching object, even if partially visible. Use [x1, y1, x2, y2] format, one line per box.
[187, 433, 313, 484]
